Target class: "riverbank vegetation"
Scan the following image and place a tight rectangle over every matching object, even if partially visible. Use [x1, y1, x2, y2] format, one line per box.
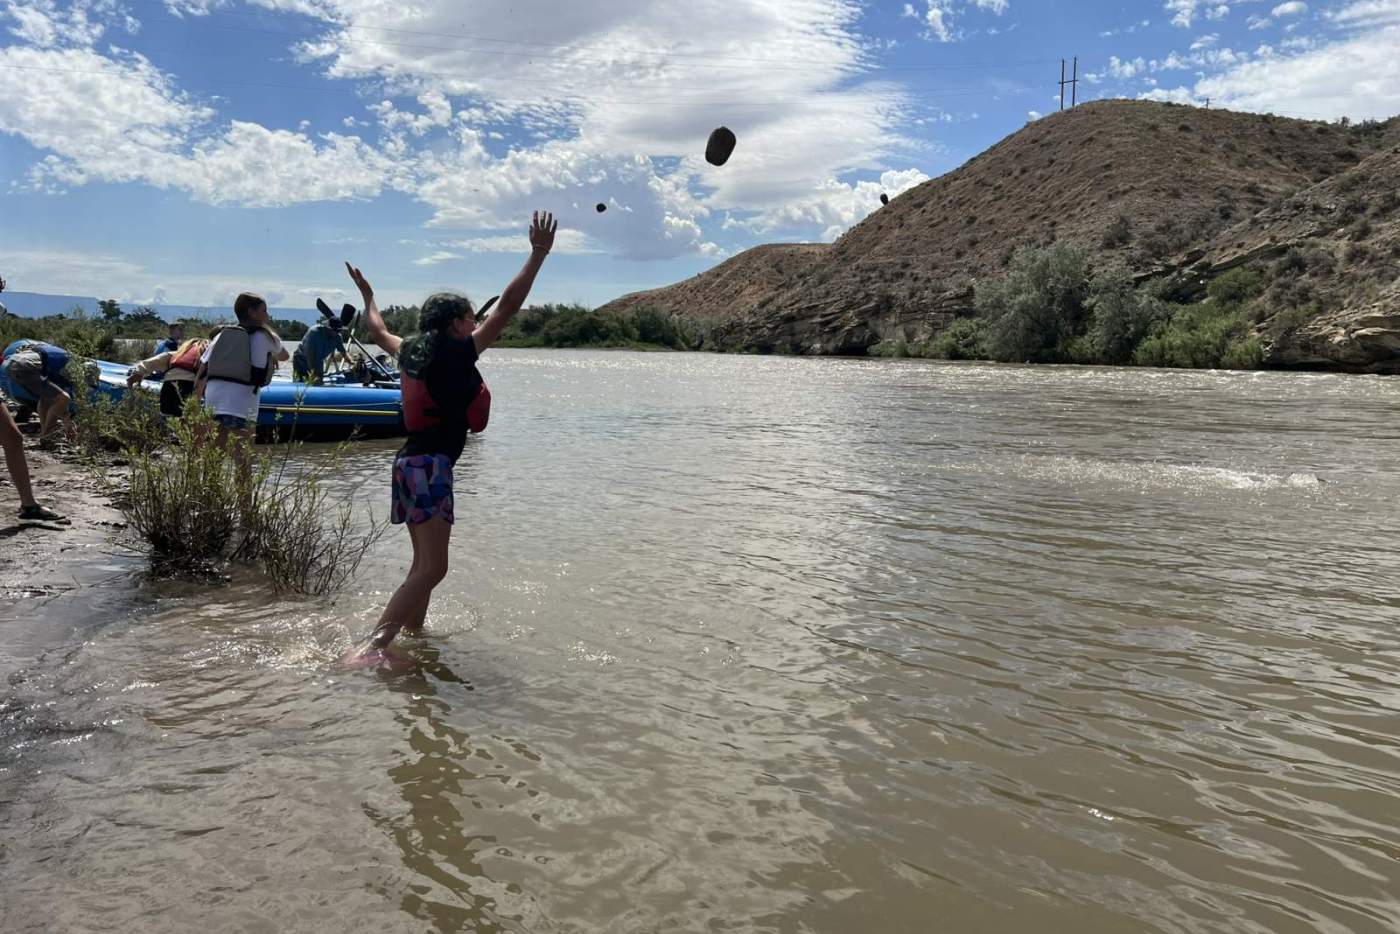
[118, 404, 385, 593]
[1, 305, 308, 364]
[352, 302, 690, 350]
[870, 244, 1267, 369]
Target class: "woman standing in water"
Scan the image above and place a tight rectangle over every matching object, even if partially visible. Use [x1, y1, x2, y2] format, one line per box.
[344, 210, 556, 665]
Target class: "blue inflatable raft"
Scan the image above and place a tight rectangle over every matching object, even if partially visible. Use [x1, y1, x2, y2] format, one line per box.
[90, 360, 405, 438]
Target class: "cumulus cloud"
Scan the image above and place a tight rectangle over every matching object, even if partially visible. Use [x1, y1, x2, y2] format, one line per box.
[1142, 12, 1400, 119]
[739, 168, 929, 240]
[1, 0, 936, 266]
[1271, 1, 1307, 16]
[0, 45, 393, 206]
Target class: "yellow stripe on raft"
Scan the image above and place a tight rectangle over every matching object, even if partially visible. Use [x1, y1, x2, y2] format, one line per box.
[265, 405, 400, 417]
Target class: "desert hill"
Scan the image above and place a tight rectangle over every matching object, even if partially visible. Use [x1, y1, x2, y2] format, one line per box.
[600, 100, 1400, 367]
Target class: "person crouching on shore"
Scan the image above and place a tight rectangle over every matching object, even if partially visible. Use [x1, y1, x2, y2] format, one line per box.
[0, 338, 78, 446]
[342, 209, 556, 665]
[127, 330, 216, 417]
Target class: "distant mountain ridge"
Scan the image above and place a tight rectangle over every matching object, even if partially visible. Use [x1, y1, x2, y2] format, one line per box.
[1, 291, 325, 325]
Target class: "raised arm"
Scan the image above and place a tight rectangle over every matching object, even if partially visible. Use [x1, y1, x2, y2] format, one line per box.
[472, 211, 556, 353]
[346, 262, 402, 357]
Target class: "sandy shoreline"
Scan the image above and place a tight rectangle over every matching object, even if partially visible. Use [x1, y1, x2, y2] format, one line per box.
[0, 448, 139, 681]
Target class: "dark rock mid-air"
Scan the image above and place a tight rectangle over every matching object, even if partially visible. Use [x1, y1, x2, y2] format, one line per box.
[706, 126, 737, 166]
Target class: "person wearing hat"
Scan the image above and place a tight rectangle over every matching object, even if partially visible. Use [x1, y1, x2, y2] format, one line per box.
[292, 312, 349, 384]
[154, 321, 184, 357]
[341, 209, 556, 666]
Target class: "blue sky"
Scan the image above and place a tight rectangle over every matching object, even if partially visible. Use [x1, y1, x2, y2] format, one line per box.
[1, 0, 1397, 311]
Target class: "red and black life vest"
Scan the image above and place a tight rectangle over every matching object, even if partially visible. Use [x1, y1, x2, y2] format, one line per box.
[401, 376, 490, 433]
[399, 333, 491, 434]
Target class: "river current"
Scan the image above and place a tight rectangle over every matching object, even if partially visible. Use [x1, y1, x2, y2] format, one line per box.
[3, 350, 1398, 933]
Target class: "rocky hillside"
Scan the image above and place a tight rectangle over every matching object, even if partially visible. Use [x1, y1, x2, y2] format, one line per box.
[1190, 142, 1400, 369]
[600, 100, 1400, 367]
[602, 243, 827, 320]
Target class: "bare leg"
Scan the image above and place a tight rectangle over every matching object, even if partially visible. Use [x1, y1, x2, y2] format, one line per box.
[363, 515, 451, 652]
[0, 406, 37, 508]
[38, 389, 73, 442]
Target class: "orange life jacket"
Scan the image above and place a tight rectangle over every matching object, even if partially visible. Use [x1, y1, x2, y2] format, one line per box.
[169, 342, 204, 375]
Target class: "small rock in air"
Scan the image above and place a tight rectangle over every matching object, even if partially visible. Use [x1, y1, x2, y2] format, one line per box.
[596, 203, 607, 213]
[706, 126, 737, 166]
[880, 193, 889, 205]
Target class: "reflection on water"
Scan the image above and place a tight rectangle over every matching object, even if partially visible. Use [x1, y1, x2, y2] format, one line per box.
[3, 352, 1400, 933]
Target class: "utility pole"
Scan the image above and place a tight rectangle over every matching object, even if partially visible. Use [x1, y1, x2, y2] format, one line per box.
[1059, 57, 1080, 110]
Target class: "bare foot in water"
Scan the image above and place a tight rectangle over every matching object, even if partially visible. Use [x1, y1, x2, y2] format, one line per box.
[339, 643, 416, 673]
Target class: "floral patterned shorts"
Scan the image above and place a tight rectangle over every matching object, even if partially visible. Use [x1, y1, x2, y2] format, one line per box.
[391, 454, 454, 525]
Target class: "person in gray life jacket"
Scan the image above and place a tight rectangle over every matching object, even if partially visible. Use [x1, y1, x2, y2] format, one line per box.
[341, 209, 557, 668]
[194, 292, 289, 482]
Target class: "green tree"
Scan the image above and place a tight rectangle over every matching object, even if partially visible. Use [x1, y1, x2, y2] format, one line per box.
[1083, 267, 1170, 364]
[977, 244, 1092, 363]
[98, 298, 122, 321]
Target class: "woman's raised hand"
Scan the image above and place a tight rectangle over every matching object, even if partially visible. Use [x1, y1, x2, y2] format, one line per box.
[345, 261, 373, 299]
[529, 211, 557, 255]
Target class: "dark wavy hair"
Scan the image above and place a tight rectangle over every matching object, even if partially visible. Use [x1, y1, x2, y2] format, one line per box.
[418, 292, 475, 334]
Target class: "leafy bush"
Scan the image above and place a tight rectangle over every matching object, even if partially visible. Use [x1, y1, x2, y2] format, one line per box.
[1206, 267, 1264, 307]
[930, 318, 987, 360]
[1083, 267, 1170, 364]
[976, 243, 1092, 363]
[1133, 303, 1255, 369]
[122, 405, 386, 592]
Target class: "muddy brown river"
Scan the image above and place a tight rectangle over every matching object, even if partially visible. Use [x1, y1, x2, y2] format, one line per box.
[3, 350, 1399, 933]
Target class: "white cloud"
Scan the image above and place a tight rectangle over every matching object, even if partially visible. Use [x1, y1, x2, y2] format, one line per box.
[413, 251, 461, 267]
[1271, 1, 1307, 17]
[1329, 0, 1400, 27]
[905, 0, 1010, 42]
[1164, 1, 1229, 27]
[447, 229, 596, 254]
[0, 46, 393, 207]
[740, 168, 929, 239]
[1143, 19, 1400, 119]
[1191, 33, 1220, 49]
[1, 0, 938, 263]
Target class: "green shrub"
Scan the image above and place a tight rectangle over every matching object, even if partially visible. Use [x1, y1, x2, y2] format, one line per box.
[122, 406, 386, 592]
[1084, 267, 1170, 364]
[1207, 266, 1264, 307]
[1220, 337, 1264, 369]
[1133, 303, 1255, 369]
[976, 243, 1091, 363]
[930, 318, 987, 360]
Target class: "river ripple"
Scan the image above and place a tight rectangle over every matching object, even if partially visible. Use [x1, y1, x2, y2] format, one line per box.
[3, 351, 1399, 933]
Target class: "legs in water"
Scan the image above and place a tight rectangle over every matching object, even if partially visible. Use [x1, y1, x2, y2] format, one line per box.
[369, 516, 451, 649]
